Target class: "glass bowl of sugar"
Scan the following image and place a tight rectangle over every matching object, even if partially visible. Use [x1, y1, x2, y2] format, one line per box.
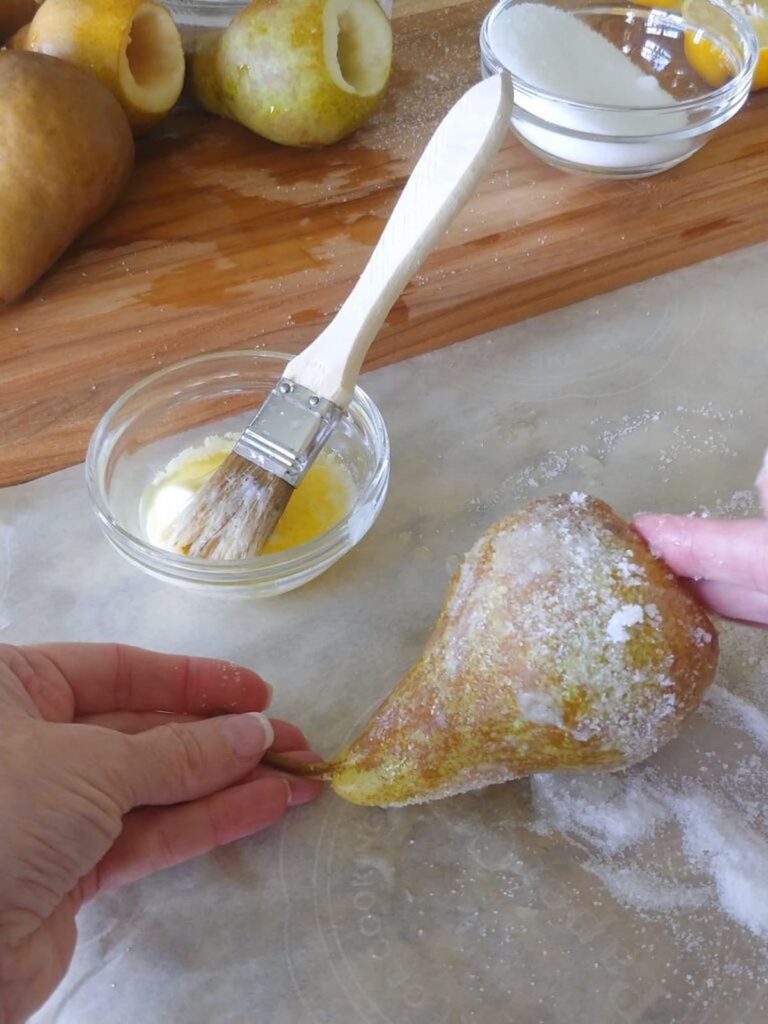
[480, 0, 758, 177]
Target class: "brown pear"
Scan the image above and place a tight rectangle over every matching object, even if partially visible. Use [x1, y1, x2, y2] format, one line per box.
[270, 495, 718, 806]
[0, 0, 40, 43]
[0, 51, 134, 304]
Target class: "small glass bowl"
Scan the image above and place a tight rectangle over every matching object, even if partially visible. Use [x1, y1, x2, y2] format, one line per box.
[165, 0, 243, 27]
[165, 0, 242, 52]
[480, 0, 758, 177]
[86, 351, 390, 598]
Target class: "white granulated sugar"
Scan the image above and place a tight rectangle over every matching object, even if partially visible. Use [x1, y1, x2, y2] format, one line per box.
[569, 491, 587, 506]
[481, 504, 682, 760]
[584, 863, 710, 913]
[616, 556, 645, 582]
[672, 791, 768, 940]
[606, 604, 644, 643]
[530, 773, 670, 854]
[644, 603, 661, 627]
[517, 690, 564, 728]
[704, 684, 768, 751]
[486, 3, 689, 170]
[530, 765, 768, 943]
[488, 3, 677, 106]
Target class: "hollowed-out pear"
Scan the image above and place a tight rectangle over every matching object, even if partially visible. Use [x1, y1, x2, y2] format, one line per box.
[9, 0, 184, 131]
[189, 0, 392, 147]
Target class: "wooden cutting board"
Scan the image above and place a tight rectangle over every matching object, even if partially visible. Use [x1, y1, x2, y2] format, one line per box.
[2, 0, 768, 486]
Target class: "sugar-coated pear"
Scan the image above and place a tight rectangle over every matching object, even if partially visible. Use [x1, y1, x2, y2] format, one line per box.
[189, 0, 392, 147]
[9, 0, 184, 131]
[0, 51, 134, 305]
[270, 495, 718, 806]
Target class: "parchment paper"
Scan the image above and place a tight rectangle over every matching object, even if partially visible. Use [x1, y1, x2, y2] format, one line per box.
[4, 243, 768, 1023]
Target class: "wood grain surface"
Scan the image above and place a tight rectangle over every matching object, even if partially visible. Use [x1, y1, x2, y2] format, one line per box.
[2, 0, 768, 485]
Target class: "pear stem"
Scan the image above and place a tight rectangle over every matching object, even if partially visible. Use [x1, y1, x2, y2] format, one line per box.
[263, 751, 335, 779]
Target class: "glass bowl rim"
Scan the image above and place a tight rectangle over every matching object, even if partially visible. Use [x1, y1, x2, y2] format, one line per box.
[85, 349, 391, 581]
[479, 0, 759, 116]
[164, 0, 246, 11]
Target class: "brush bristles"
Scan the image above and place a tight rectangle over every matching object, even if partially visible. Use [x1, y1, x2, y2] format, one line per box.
[170, 452, 294, 560]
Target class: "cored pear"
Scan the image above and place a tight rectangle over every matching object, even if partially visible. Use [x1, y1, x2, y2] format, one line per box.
[189, 0, 392, 147]
[270, 495, 718, 806]
[9, 0, 184, 131]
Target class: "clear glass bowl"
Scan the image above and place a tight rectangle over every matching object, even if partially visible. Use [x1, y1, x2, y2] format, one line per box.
[165, 0, 243, 32]
[164, 0, 240, 53]
[480, 0, 758, 177]
[86, 351, 390, 598]
[168, 0, 392, 52]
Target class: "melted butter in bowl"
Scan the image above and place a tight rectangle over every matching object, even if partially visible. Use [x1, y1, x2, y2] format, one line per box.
[87, 350, 389, 596]
[140, 432, 356, 556]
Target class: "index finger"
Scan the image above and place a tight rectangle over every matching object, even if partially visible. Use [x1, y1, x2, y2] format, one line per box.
[18, 643, 272, 716]
[633, 514, 768, 592]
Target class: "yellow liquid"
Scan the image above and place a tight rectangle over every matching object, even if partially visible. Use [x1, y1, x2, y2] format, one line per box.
[141, 433, 354, 556]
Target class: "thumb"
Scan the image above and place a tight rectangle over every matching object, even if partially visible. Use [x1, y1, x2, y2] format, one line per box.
[116, 712, 275, 809]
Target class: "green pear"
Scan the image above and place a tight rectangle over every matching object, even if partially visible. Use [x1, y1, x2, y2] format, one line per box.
[189, 0, 392, 147]
[269, 496, 718, 806]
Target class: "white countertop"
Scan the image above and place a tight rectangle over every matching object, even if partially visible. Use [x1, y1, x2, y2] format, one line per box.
[4, 240, 768, 1023]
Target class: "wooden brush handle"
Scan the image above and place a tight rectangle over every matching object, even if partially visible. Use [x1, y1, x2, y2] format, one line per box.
[263, 751, 334, 779]
[284, 72, 513, 408]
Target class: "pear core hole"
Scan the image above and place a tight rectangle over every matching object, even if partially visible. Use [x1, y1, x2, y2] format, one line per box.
[127, 6, 179, 87]
[325, 0, 391, 96]
[119, 1, 184, 112]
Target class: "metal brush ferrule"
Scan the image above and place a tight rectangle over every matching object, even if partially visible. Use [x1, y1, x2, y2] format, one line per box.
[233, 379, 344, 487]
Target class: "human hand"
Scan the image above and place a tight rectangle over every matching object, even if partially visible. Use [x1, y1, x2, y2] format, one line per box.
[634, 454, 768, 626]
[0, 643, 323, 1024]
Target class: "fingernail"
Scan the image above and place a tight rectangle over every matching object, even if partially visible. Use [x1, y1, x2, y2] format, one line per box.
[286, 775, 325, 807]
[755, 449, 768, 484]
[217, 712, 274, 761]
[262, 681, 274, 707]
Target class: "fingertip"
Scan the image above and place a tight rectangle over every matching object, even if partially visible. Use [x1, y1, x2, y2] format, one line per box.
[216, 711, 274, 761]
[633, 512, 689, 547]
[633, 514, 673, 557]
[289, 779, 325, 806]
[280, 749, 326, 806]
[633, 512, 671, 531]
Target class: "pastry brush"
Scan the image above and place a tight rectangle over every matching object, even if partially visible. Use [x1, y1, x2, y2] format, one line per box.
[171, 72, 513, 560]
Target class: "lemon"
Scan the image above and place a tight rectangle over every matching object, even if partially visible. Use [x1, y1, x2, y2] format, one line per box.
[683, 0, 768, 91]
